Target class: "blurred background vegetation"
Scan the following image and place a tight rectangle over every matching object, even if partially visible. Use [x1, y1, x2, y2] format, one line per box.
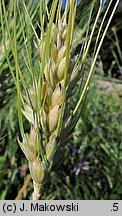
[0, 0, 122, 200]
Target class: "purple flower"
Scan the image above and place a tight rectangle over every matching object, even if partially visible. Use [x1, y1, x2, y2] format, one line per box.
[72, 149, 77, 156]
[68, 145, 77, 156]
[114, 113, 122, 120]
[95, 125, 103, 133]
[116, 70, 122, 74]
[78, 161, 84, 169]
[75, 161, 90, 175]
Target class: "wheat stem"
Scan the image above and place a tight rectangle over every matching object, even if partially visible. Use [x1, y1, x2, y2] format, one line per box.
[32, 181, 42, 200]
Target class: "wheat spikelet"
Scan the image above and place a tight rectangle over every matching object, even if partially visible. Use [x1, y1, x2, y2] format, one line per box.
[18, 6, 76, 199]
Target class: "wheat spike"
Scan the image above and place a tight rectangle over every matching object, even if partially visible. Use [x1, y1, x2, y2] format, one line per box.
[19, 7, 76, 199]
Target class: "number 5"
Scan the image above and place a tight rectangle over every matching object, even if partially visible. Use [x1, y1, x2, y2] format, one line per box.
[113, 203, 118, 211]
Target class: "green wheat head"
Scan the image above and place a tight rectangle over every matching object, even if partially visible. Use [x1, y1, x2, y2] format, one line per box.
[0, 0, 120, 199]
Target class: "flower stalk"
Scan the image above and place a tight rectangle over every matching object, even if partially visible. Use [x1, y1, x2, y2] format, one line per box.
[32, 181, 42, 200]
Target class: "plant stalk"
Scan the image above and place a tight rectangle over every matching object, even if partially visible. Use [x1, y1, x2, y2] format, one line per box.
[32, 181, 42, 200]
